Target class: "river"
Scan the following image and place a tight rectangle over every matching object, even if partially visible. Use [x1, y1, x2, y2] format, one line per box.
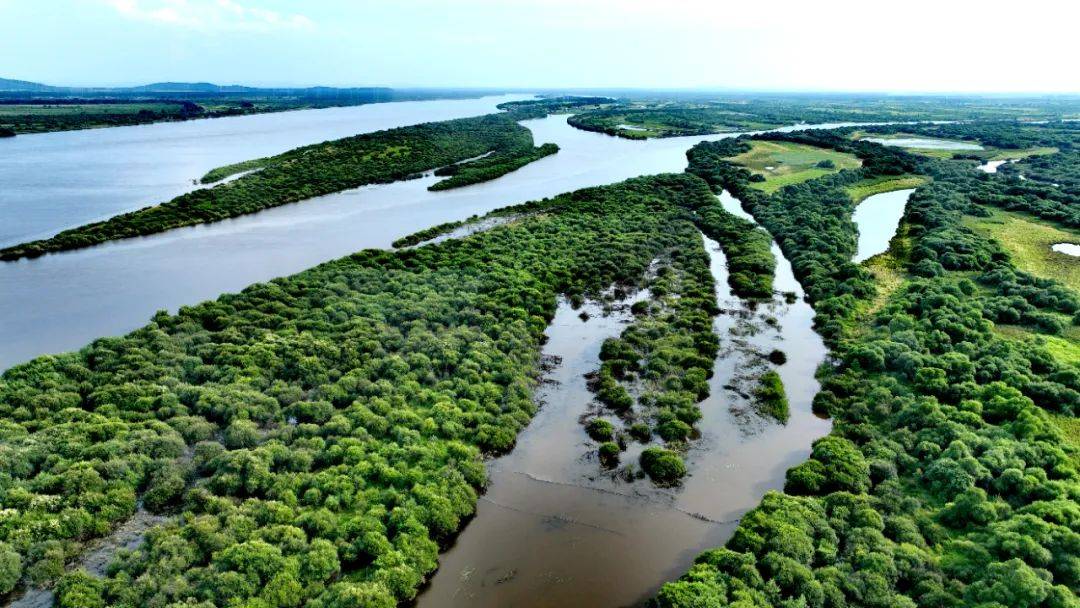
[0, 94, 532, 248]
[416, 192, 830, 607]
[0, 113, 914, 371]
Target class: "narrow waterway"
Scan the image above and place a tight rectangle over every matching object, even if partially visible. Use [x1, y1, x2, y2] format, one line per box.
[852, 188, 915, 263]
[417, 200, 830, 606]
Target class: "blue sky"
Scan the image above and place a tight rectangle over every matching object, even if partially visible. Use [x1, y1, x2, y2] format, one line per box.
[2, 0, 1078, 93]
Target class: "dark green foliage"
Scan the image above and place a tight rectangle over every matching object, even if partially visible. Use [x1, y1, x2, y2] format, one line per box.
[753, 370, 789, 422]
[0, 542, 21, 595]
[640, 447, 687, 484]
[586, 418, 615, 441]
[429, 143, 559, 190]
[1, 113, 556, 260]
[598, 442, 621, 465]
[2, 174, 722, 605]
[656, 126, 1080, 608]
[768, 349, 787, 365]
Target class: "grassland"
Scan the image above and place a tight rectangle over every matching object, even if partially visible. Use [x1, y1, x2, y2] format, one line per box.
[844, 174, 930, 203]
[962, 207, 1080, 292]
[727, 140, 861, 193]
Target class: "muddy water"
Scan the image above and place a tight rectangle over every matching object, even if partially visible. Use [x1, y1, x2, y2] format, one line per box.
[417, 203, 830, 606]
[852, 189, 915, 263]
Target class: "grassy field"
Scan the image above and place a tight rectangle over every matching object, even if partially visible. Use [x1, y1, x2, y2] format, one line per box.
[962, 207, 1080, 292]
[0, 102, 188, 116]
[844, 175, 930, 203]
[728, 140, 861, 193]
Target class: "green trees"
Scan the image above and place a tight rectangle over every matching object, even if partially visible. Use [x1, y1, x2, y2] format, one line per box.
[0, 173, 727, 605]
[0, 112, 558, 260]
[656, 125, 1080, 608]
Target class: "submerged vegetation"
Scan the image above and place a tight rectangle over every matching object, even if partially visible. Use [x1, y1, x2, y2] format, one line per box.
[0, 113, 556, 260]
[752, 370, 789, 422]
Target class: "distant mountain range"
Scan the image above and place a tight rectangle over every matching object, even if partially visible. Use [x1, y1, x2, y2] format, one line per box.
[0, 78, 394, 97]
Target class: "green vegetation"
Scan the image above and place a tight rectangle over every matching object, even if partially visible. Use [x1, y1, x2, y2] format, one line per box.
[429, 142, 558, 190]
[963, 208, 1080, 292]
[640, 447, 687, 484]
[0, 84, 487, 134]
[752, 370, 789, 422]
[845, 174, 931, 203]
[725, 140, 862, 194]
[200, 157, 271, 184]
[568, 106, 778, 139]
[1, 173, 731, 606]
[657, 125, 1080, 608]
[585, 418, 615, 441]
[0, 113, 556, 260]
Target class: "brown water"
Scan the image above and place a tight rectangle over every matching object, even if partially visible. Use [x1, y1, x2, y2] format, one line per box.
[417, 206, 830, 607]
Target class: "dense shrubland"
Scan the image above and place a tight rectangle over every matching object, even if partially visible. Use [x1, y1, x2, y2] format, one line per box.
[655, 128, 1080, 607]
[0, 113, 556, 260]
[0, 173, 763, 606]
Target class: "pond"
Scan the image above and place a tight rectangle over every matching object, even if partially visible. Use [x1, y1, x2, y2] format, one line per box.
[865, 137, 982, 150]
[852, 189, 915, 263]
[1052, 243, 1080, 257]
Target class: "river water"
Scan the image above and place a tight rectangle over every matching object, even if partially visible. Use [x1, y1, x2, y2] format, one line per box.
[416, 192, 830, 606]
[0, 109, 915, 370]
[0, 94, 531, 248]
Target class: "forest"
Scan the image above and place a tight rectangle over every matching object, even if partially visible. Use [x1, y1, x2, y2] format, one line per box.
[0, 83, 489, 134]
[2, 91, 1080, 608]
[655, 123, 1080, 608]
[0, 113, 558, 260]
[0, 170, 779, 606]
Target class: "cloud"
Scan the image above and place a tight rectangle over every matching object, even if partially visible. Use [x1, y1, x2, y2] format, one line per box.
[102, 0, 314, 31]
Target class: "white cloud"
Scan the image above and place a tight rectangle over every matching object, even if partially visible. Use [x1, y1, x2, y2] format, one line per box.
[102, 0, 314, 31]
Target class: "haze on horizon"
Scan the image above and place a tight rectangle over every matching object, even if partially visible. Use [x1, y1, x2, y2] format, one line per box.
[1, 0, 1078, 94]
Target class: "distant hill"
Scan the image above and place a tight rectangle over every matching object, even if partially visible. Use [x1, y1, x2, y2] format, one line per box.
[126, 82, 262, 93]
[0, 78, 394, 97]
[0, 78, 58, 92]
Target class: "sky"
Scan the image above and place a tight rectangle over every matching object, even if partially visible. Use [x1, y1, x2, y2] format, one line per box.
[2, 0, 1078, 93]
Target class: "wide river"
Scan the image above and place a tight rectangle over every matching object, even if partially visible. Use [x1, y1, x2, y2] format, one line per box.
[0, 101, 877, 370]
[3, 102, 909, 607]
[0, 94, 530, 248]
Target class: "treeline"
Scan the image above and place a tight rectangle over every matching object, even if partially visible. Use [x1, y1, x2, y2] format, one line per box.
[429, 142, 558, 190]
[567, 107, 775, 139]
[0, 113, 558, 260]
[654, 130, 1080, 607]
[494, 96, 612, 119]
[0, 174, 733, 606]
